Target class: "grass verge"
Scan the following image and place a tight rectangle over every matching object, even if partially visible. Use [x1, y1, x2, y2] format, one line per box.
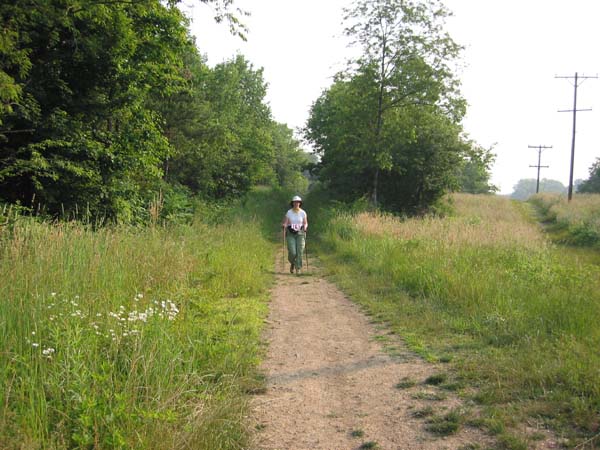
[308, 191, 600, 447]
[0, 188, 288, 449]
[529, 192, 600, 248]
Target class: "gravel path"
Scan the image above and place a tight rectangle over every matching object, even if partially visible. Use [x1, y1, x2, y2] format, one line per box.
[250, 258, 491, 450]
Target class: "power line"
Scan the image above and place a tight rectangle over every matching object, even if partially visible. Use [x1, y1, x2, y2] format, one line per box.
[556, 72, 598, 201]
[528, 145, 552, 194]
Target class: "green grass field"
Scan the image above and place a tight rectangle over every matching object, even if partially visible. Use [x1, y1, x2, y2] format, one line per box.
[0, 189, 286, 449]
[310, 192, 600, 448]
[3, 188, 599, 449]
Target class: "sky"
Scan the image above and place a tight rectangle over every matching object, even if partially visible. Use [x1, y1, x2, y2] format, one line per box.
[182, 0, 600, 195]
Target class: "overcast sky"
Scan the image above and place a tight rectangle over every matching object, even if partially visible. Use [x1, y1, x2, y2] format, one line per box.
[183, 0, 600, 194]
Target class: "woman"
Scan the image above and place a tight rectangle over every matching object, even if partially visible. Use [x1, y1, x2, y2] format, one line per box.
[282, 195, 308, 274]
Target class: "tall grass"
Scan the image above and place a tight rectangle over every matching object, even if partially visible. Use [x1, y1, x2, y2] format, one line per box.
[529, 192, 600, 247]
[0, 189, 285, 449]
[312, 192, 600, 445]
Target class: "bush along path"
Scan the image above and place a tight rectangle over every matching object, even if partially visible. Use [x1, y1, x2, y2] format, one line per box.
[250, 256, 493, 450]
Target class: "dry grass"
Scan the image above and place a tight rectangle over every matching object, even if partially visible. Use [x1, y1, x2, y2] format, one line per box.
[352, 194, 546, 250]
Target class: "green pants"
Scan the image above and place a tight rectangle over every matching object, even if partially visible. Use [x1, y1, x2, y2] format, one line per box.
[286, 231, 305, 269]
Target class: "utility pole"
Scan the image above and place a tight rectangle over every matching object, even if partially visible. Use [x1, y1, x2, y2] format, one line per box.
[556, 72, 597, 201]
[528, 145, 552, 193]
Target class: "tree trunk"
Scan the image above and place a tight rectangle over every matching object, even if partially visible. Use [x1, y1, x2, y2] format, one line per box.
[371, 28, 387, 208]
[371, 167, 379, 205]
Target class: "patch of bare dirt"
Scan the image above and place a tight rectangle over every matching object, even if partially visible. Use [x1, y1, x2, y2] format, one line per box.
[250, 258, 492, 450]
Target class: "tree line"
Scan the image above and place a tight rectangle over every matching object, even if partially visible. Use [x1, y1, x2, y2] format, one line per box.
[509, 159, 600, 200]
[2, 0, 504, 223]
[1, 0, 309, 223]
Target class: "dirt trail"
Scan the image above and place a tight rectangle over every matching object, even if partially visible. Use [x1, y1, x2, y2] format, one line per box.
[250, 258, 490, 450]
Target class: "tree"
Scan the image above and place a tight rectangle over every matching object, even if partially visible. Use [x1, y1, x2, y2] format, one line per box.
[577, 158, 600, 193]
[0, 0, 252, 221]
[306, 73, 469, 213]
[455, 142, 497, 194]
[270, 123, 310, 192]
[342, 0, 464, 205]
[510, 178, 566, 201]
[166, 55, 277, 199]
[305, 0, 467, 213]
[0, 1, 194, 220]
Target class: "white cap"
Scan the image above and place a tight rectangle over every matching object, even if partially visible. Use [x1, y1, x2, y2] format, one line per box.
[292, 195, 302, 202]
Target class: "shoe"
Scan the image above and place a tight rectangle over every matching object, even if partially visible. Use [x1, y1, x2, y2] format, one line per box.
[295, 267, 300, 275]
[290, 263, 294, 273]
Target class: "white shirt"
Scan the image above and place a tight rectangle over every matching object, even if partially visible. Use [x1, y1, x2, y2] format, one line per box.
[285, 208, 307, 231]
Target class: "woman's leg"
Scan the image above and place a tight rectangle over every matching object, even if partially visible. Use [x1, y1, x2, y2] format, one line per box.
[286, 233, 297, 271]
[294, 232, 305, 271]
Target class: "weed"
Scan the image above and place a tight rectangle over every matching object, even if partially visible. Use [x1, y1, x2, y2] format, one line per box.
[493, 433, 528, 450]
[412, 391, 447, 401]
[440, 382, 463, 392]
[479, 418, 505, 436]
[529, 431, 546, 441]
[411, 406, 435, 418]
[426, 410, 463, 436]
[351, 429, 365, 438]
[424, 373, 447, 385]
[396, 377, 416, 389]
[359, 441, 380, 449]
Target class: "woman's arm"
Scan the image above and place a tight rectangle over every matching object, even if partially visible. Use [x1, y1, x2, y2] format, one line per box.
[303, 212, 308, 231]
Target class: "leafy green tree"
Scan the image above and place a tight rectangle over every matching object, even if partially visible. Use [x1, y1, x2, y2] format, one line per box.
[455, 142, 497, 194]
[306, 73, 469, 212]
[341, 0, 464, 205]
[511, 178, 566, 200]
[306, 0, 467, 213]
[0, 1, 194, 221]
[270, 122, 310, 192]
[305, 74, 374, 202]
[0, 3, 30, 128]
[0, 0, 252, 222]
[577, 158, 600, 193]
[165, 54, 276, 199]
